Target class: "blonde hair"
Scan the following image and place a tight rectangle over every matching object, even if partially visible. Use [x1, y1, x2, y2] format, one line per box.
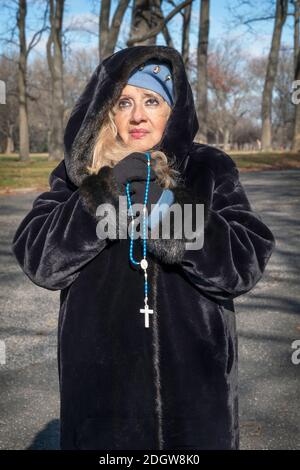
[86, 100, 181, 189]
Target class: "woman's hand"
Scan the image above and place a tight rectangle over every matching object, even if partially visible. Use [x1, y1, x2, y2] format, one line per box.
[112, 152, 156, 190]
[130, 180, 164, 215]
[112, 152, 164, 215]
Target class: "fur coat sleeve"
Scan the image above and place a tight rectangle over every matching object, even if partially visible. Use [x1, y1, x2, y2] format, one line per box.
[11, 160, 113, 290]
[145, 157, 276, 303]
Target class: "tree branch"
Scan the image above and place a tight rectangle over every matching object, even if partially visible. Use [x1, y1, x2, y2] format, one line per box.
[127, 0, 194, 46]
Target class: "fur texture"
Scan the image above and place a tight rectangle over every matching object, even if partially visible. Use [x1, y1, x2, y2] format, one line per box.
[79, 166, 122, 216]
[146, 183, 210, 265]
[11, 45, 276, 450]
[79, 165, 129, 238]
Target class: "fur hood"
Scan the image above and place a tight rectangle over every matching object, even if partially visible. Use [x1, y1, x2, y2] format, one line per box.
[63, 45, 199, 187]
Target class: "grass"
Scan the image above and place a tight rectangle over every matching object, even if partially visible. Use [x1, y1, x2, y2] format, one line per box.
[0, 150, 299, 193]
[229, 150, 300, 171]
[0, 154, 58, 193]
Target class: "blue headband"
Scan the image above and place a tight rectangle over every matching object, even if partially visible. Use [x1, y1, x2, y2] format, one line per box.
[127, 60, 174, 107]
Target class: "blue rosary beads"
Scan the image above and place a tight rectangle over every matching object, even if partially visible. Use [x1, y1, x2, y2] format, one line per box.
[125, 151, 154, 328]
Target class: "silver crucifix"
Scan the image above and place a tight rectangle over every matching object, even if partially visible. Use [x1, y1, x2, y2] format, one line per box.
[140, 304, 154, 328]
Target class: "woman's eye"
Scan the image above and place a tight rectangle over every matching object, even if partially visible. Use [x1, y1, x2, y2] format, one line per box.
[118, 98, 159, 108]
[118, 100, 129, 108]
[147, 98, 159, 105]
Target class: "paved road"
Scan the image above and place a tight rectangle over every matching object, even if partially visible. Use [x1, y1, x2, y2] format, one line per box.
[0, 170, 299, 450]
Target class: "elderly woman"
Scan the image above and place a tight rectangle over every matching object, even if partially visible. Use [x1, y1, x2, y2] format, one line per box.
[12, 45, 275, 450]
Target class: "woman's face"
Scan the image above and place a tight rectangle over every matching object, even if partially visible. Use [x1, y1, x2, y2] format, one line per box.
[113, 84, 172, 152]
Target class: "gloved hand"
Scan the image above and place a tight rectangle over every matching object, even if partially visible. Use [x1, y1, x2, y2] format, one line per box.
[112, 152, 156, 190]
[130, 179, 164, 216]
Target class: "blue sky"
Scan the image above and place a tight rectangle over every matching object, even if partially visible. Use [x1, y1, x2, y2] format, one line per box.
[0, 0, 293, 62]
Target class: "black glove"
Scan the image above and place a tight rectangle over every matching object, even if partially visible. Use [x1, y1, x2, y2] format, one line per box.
[112, 152, 156, 190]
[130, 180, 164, 216]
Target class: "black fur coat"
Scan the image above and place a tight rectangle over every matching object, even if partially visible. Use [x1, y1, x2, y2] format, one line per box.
[11, 45, 276, 450]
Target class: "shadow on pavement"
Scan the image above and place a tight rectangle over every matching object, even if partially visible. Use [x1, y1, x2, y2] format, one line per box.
[26, 419, 60, 450]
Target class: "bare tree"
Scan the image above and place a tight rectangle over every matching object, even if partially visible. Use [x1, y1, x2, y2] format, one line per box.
[47, 0, 65, 161]
[26, 56, 51, 152]
[0, 0, 48, 159]
[196, 0, 210, 143]
[181, 0, 192, 71]
[99, 0, 110, 60]
[0, 54, 19, 153]
[18, 0, 48, 158]
[261, 0, 288, 149]
[129, 0, 164, 46]
[127, 0, 194, 46]
[293, 0, 300, 70]
[17, 0, 30, 160]
[207, 39, 250, 150]
[226, 0, 289, 150]
[99, 0, 130, 60]
[99, 1, 194, 62]
[18, 48, 99, 154]
[274, 48, 294, 149]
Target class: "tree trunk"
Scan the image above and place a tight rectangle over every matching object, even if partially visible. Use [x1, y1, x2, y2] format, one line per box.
[18, 0, 30, 161]
[129, 0, 163, 46]
[5, 124, 15, 154]
[99, 0, 129, 60]
[99, 0, 110, 62]
[181, 2, 192, 74]
[160, 0, 174, 48]
[196, 0, 210, 143]
[292, 0, 300, 152]
[47, 0, 65, 161]
[261, 0, 288, 150]
[294, 0, 300, 72]
[127, 0, 194, 47]
[224, 127, 230, 151]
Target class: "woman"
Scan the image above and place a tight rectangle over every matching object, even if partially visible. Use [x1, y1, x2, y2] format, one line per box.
[12, 45, 276, 450]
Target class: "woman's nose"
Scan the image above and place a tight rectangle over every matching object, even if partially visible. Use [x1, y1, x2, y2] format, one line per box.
[131, 104, 147, 121]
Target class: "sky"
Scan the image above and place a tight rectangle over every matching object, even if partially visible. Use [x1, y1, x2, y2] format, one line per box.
[0, 0, 294, 63]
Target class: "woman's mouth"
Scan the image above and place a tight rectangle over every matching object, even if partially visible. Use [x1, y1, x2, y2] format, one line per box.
[129, 130, 149, 139]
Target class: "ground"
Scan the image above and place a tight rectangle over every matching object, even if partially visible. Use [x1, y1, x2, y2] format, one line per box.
[0, 170, 299, 450]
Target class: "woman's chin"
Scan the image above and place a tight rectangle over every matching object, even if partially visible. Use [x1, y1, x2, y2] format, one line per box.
[120, 136, 159, 154]
[126, 141, 149, 153]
